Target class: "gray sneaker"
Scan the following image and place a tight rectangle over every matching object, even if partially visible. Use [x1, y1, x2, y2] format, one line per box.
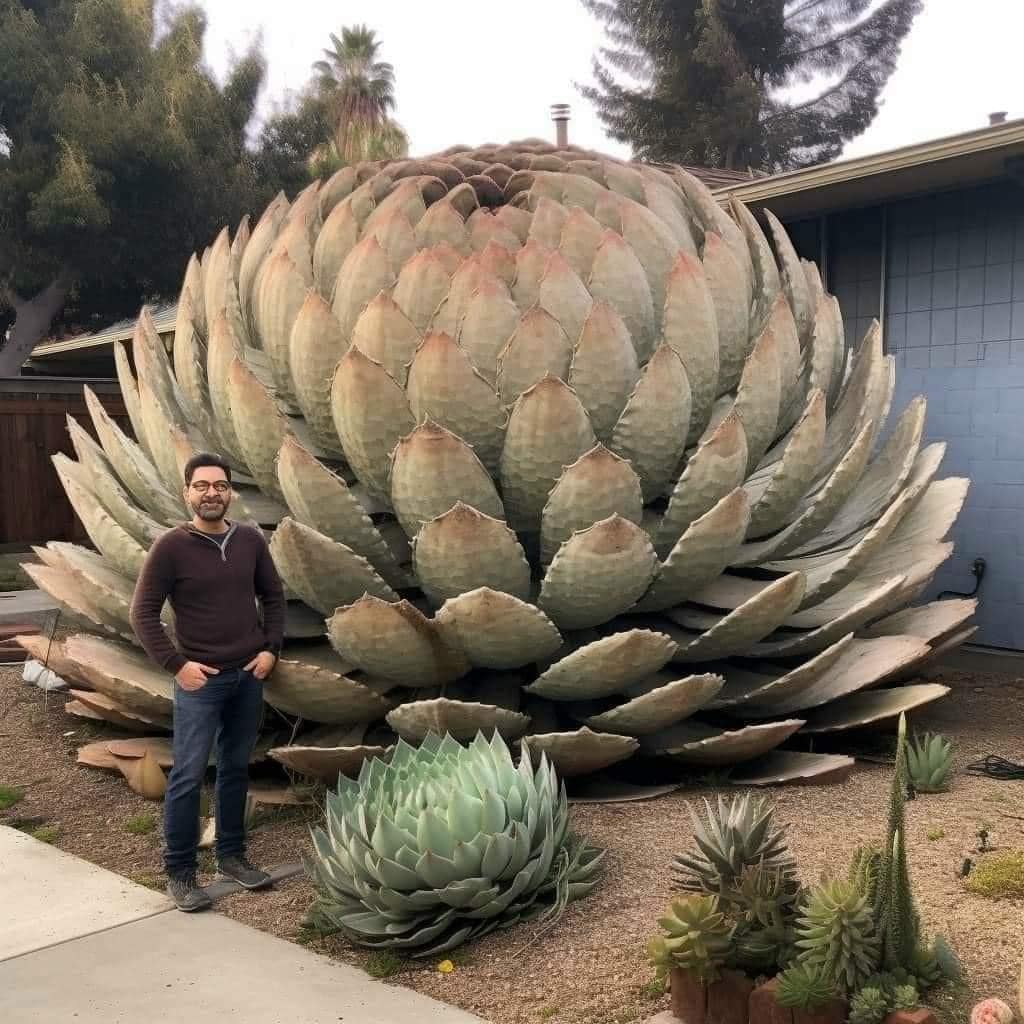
[167, 872, 212, 912]
[217, 855, 272, 890]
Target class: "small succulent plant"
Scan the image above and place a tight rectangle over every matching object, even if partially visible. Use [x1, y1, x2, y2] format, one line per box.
[306, 732, 603, 955]
[794, 877, 880, 993]
[931, 933, 963, 983]
[907, 732, 953, 793]
[848, 986, 890, 1024]
[970, 998, 1015, 1024]
[674, 795, 798, 900]
[774, 961, 837, 1011]
[648, 894, 734, 983]
[892, 983, 920, 1010]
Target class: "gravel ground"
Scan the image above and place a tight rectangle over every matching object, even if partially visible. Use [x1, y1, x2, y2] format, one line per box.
[1, 655, 1021, 1024]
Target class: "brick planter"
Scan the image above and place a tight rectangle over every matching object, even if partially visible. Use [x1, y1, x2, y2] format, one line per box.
[669, 967, 707, 1023]
[748, 979, 794, 1024]
[792, 999, 847, 1024]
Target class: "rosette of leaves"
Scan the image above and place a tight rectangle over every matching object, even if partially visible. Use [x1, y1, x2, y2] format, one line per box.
[794, 877, 880, 993]
[849, 986, 890, 1024]
[775, 962, 837, 1011]
[306, 731, 604, 955]
[35, 137, 969, 787]
[674, 795, 798, 901]
[648, 894, 733, 983]
[907, 732, 953, 793]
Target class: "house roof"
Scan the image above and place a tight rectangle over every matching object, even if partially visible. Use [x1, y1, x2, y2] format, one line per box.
[712, 117, 1024, 219]
[31, 302, 177, 360]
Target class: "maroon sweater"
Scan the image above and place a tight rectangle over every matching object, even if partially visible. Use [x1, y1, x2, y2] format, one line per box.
[129, 522, 285, 675]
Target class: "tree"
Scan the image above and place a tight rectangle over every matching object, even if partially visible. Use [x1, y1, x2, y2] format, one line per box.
[580, 0, 923, 171]
[0, 0, 283, 375]
[312, 25, 409, 166]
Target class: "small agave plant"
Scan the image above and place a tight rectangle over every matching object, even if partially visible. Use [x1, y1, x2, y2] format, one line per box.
[906, 731, 953, 793]
[306, 731, 603, 956]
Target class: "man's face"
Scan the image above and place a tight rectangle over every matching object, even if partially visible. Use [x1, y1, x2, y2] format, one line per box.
[185, 466, 232, 522]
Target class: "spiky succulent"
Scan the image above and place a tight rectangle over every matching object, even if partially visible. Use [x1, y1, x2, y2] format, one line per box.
[674, 795, 798, 899]
[775, 962, 837, 1011]
[31, 140, 971, 782]
[848, 986, 891, 1024]
[794, 877, 880, 993]
[930, 934, 963, 984]
[907, 732, 953, 793]
[648, 894, 733, 982]
[305, 731, 603, 956]
[849, 844, 882, 907]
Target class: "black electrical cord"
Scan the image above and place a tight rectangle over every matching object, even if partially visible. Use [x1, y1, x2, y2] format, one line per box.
[938, 557, 986, 600]
[964, 754, 1024, 780]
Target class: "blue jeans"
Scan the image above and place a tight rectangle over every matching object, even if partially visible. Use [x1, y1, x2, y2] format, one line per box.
[164, 667, 264, 877]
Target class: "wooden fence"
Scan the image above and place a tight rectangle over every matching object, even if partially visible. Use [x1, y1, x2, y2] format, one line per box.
[0, 377, 129, 548]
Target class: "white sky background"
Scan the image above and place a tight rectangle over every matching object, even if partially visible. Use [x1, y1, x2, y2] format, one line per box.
[196, 0, 1023, 166]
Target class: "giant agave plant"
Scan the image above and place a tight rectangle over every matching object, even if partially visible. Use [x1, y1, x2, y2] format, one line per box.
[28, 139, 976, 783]
[306, 731, 603, 954]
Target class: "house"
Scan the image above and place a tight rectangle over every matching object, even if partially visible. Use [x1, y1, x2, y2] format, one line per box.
[716, 116, 1024, 651]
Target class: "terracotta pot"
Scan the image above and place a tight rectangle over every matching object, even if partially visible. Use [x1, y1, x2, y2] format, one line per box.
[669, 967, 707, 1024]
[748, 978, 794, 1024]
[882, 1011, 937, 1024]
[706, 970, 755, 1024]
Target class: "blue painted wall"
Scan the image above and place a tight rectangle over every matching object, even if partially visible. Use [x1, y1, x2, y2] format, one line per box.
[789, 181, 1024, 649]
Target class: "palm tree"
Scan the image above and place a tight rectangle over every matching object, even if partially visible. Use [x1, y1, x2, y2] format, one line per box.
[313, 25, 409, 165]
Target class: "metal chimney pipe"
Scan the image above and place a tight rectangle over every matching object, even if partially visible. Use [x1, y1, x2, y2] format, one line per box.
[551, 104, 570, 148]
[989, 111, 1008, 126]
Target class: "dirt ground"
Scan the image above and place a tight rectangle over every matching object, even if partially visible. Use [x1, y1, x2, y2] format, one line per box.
[2, 654, 1022, 1024]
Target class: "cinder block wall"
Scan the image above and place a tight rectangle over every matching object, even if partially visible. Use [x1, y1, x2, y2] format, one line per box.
[883, 183, 1024, 649]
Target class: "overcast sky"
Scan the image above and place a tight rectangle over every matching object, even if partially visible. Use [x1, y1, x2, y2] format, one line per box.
[196, 0, 1022, 167]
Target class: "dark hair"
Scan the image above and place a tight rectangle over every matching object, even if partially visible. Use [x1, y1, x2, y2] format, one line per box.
[183, 452, 232, 486]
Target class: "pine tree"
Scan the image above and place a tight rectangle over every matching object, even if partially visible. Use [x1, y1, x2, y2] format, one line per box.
[579, 0, 923, 171]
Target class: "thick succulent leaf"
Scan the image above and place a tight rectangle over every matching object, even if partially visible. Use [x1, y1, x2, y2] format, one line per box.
[253, 251, 306, 403]
[263, 647, 392, 724]
[227, 356, 290, 501]
[406, 331, 507, 475]
[331, 348, 416, 503]
[328, 597, 470, 686]
[659, 413, 748, 555]
[500, 376, 596, 533]
[610, 345, 692, 501]
[521, 728, 638, 778]
[289, 291, 347, 454]
[662, 252, 720, 442]
[637, 489, 750, 612]
[435, 589, 563, 670]
[800, 683, 950, 734]
[269, 517, 398, 615]
[413, 502, 531, 607]
[386, 699, 530, 742]
[276, 435, 408, 588]
[583, 673, 723, 735]
[63, 634, 174, 718]
[702, 231, 750, 394]
[527, 629, 677, 700]
[641, 719, 804, 766]
[588, 229, 656, 362]
[539, 515, 658, 629]
[456, 273, 522, 384]
[539, 445, 643, 565]
[390, 420, 504, 537]
[497, 307, 573, 406]
[568, 301, 640, 443]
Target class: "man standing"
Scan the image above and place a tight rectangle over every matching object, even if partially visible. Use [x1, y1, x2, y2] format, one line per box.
[130, 452, 285, 912]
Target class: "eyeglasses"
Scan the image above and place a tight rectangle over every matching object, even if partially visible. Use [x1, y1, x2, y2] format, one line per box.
[190, 481, 231, 494]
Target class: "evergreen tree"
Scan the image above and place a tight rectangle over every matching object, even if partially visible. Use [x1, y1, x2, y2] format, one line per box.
[0, 0, 304, 374]
[580, 0, 923, 171]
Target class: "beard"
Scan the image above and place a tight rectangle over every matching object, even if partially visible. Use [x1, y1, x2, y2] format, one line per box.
[189, 496, 229, 522]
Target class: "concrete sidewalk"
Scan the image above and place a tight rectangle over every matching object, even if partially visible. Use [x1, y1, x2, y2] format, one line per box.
[0, 826, 485, 1023]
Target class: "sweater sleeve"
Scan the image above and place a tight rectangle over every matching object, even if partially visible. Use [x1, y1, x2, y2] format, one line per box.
[129, 535, 187, 675]
[254, 530, 285, 653]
